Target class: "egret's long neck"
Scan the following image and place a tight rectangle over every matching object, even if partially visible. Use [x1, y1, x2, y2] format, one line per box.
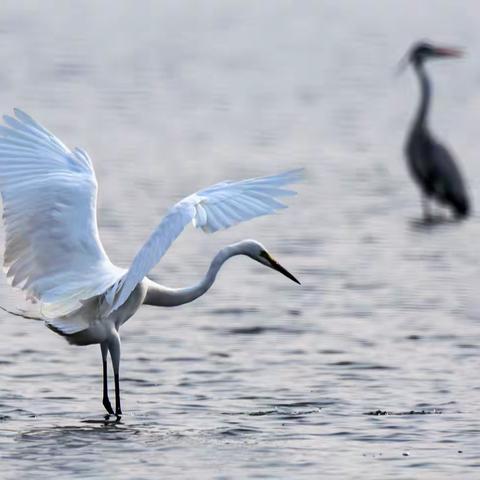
[143, 244, 244, 307]
[413, 61, 431, 130]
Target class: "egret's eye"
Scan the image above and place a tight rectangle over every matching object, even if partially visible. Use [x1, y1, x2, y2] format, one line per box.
[259, 250, 272, 262]
[259, 250, 276, 266]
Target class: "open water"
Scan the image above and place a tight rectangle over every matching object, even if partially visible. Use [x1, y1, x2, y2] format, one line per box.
[1, 1, 480, 478]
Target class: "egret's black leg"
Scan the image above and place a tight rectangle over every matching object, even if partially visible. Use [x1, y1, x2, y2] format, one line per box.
[101, 342, 114, 415]
[114, 373, 122, 417]
[108, 332, 122, 417]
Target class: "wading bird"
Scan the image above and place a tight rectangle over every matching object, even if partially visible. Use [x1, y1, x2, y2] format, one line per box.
[0, 109, 301, 417]
[402, 41, 470, 220]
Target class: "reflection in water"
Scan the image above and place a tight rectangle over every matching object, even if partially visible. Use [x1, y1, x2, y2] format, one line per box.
[409, 215, 459, 231]
[18, 422, 138, 443]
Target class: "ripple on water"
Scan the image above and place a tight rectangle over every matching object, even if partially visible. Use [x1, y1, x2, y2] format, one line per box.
[365, 409, 443, 416]
[163, 356, 205, 363]
[223, 406, 322, 418]
[208, 307, 259, 316]
[225, 326, 306, 335]
[328, 361, 395, 370]
[0, 2, 479, 479]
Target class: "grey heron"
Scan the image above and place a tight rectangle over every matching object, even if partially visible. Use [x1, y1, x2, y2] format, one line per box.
[402, 41, 470, 220]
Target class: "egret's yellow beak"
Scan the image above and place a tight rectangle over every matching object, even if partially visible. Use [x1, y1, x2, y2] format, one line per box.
[260, 251, 301, 285]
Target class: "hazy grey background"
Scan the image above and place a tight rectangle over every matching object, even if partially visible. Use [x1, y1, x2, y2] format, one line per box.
[1, 1, 480, 479]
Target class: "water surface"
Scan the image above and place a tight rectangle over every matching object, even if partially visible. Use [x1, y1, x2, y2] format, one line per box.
[1, 1, 480, 478]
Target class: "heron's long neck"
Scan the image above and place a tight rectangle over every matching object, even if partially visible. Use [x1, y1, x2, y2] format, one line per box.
[143, 245, 242, 307]
[413, 61, 431, 129]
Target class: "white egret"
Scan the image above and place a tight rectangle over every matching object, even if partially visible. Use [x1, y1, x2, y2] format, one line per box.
[0, 109, 301, 417]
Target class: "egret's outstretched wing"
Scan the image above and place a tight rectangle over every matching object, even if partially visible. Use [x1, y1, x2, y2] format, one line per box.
[105, 169, 303, 313]
[0, 109, 123, 319]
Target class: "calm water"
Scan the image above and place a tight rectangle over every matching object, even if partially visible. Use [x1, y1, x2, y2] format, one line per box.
[1, 1, 480, 478]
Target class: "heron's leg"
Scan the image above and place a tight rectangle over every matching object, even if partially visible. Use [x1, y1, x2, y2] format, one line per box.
[101, 342, 114, 415]
[422, 195, 433, 221]
[108, 332, 122, 417]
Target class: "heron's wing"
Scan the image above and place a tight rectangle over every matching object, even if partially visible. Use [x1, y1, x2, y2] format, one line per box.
[419, 136, 470, 215]
[428, 141, 468, 195]
[0, 109, 124, 320]
[105, 169, 303, 313]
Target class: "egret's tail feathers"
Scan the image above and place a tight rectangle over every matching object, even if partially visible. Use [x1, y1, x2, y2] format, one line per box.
[0, 301, 91, 338]
[45, 321, 69, 336]
[0, 304, 43, 321]
[44, 315, 90, 336]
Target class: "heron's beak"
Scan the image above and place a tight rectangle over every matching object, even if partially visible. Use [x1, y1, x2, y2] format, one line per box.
[434, 47, 464, 58]
[396, 53, 410, 75]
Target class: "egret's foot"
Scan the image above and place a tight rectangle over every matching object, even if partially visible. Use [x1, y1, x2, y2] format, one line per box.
[103, 398, 114, 415]
[115, 407, 122, 417]
[101, 413, 121, 425]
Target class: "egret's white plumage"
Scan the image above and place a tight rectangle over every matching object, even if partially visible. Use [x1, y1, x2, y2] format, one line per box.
[0, 109, 301, 416]
[105, 169, 300, 314]
[0, 109, 124, 319]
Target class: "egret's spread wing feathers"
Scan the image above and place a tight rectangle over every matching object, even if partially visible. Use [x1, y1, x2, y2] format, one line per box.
[106, 169, 302, 313]
[0, 109, 123, 322]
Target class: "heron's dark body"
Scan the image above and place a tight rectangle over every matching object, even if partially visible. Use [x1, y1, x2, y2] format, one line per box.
[406, 125, 469, 217]
[405, 45, 470, 219]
